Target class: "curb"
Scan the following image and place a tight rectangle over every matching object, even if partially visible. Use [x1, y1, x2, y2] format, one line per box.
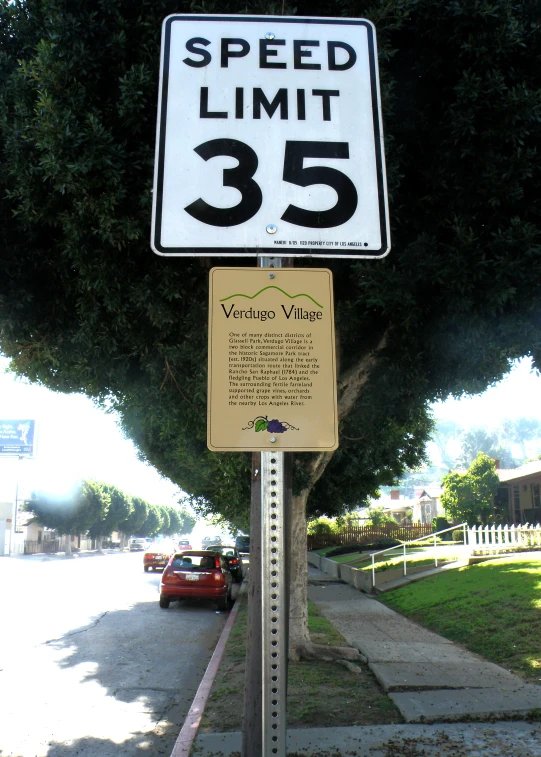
[170, 582, 246, 757]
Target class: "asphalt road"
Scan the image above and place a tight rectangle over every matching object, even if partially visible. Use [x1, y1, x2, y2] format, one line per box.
[0, 551, 234, 757]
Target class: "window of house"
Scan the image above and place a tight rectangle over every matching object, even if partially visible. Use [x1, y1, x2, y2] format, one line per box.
[532, 484, 541, 509]
[37, 531, 42, 544]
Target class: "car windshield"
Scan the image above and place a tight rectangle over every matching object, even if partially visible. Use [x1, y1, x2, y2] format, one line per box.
[221, 548, 236, 557]
[171, 554, 216, 570]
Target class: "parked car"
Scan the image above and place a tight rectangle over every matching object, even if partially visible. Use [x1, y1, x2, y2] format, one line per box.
[235, 535, 250, 554]
[143, 542, 176, 572]
[129, 538, 147, 552]
[159, 550, 233, 611]
[204, 545, 244, 583]
[201, 536, 214, 548]
[177, 538, 192, 550]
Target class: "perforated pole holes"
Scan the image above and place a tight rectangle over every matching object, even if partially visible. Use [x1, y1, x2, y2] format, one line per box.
[259, 255, 287, 757]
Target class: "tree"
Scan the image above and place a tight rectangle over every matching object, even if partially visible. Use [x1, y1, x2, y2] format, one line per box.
[365, 506, 397, 526]
[118, 496, 148, 538]
[1, 0, 540, 659]
[164, 507, 195, 536]
[458, 427, 515, 470]
[139, 504, 163, 538]
[431, 420, 462, 471]
[27, 479, 110, 554]
[500, 418, 541, 461]
[88, 483, 131, 549]
[441, 452, 500, 525]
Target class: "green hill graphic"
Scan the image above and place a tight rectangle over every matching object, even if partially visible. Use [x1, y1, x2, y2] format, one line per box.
[219, 286, 323, 309]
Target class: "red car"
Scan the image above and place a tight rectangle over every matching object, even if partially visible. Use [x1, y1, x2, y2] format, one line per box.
[159, 550, 233, 611]
[143, 542, 175, 572]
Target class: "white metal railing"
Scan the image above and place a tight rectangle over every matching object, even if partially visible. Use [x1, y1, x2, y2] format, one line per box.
[370, 522, 468, 588]
[467, 523, 541, 552]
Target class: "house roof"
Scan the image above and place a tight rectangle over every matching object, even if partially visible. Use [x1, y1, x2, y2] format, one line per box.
[416, 487, 443, 500]
[498, 460, 541, 483]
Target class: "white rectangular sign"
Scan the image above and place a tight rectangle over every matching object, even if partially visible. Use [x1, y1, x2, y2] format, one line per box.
[152, 15, 390, 258]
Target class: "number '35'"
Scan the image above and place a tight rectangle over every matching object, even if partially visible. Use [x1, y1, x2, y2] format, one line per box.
[184, 139, 358, 229]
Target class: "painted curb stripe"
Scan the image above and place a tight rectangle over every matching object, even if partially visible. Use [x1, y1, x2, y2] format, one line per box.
[170, 582, 246, 757]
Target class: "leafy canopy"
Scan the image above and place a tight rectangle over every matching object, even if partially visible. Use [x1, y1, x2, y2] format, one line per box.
[1, 0, 540, 526]
[441, 452, 500, 525]
[26, 479, 194, 537]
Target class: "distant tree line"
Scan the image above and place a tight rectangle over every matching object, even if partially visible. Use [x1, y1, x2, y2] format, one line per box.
[24, 481, 195, 553]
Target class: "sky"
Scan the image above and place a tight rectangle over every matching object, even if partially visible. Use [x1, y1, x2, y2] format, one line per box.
[1, 354, 540, 504]
[0, 355, 185, 506]
[430, 357, 541, 427]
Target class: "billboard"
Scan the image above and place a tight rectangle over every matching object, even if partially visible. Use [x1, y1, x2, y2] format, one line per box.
[0, 420, 36, 456]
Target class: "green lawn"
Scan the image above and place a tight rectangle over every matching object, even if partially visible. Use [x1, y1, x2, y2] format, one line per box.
[357, 547, 465, 572]
[380, 555, 541, 681]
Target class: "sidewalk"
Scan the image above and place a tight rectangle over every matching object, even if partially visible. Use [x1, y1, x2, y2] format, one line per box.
[192, 563, 541, 756]
[307, 566, 541, 722]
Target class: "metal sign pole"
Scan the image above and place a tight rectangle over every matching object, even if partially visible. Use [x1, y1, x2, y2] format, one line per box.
[258, 255, 287, 757]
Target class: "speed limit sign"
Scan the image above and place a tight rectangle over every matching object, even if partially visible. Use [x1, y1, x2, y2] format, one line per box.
[151, 15, 390, 258]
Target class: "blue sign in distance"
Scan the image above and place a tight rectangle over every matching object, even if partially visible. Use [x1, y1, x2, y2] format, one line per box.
[0, 420, 36, 455]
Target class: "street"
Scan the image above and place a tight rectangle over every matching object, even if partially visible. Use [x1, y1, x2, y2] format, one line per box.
[0, 551, 232, 757]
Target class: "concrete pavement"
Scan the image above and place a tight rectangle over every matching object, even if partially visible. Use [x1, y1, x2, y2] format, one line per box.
[191, 562, 541, 756]
[192, 722, 541, 756]
[307, 567, 541, 723]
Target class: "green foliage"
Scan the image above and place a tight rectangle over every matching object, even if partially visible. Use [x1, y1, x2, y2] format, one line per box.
[139, 503, 163, 537]
[432, 516, 451, 536]
[458, 427, 515, 469]
[118, 496, 148, 536]
[441, 452, 500, 525]
[27, 477, 189, 540]
[452, 528, 465, 542]
[27, 479, 109, 536]
[0, 0, 540, 529]
[307, 516, 339, 536]
[89, 483, 131, 539]
[366, 506, 397, 526]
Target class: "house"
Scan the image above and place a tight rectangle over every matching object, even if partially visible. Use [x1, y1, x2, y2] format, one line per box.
[496, 460, 541, 524]
[411, 486, 445, 524]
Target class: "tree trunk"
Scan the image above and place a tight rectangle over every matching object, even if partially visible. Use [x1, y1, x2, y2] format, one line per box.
[64, 534, 72, 556]
[288, 488, 362, 663]
[289, 490, 310, 659]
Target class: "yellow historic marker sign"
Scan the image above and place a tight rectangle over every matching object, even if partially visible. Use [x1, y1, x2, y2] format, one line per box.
[208, 267, 338, 452]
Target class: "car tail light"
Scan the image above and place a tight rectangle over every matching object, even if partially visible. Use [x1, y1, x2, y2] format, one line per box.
[215, 557, 221, 569]
[162, 571, 179, 584]
[229, 558, 239, 565]
[214, 572, 224, 583]
[144, 553, 152, 559]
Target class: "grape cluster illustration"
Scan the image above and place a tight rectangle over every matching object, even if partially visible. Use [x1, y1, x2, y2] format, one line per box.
[243, 416, 299, 433]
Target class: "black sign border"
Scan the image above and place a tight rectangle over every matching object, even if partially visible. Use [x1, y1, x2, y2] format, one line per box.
[152, 15, 390, 259]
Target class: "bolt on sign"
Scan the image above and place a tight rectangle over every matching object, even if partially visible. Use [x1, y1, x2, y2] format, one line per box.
[151, 15, 390, 258]
[208, 267, 338, 452]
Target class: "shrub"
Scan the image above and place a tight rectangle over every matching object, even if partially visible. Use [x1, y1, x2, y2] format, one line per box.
[452, 529, 465, 542]
[362, 538, 401, 551]
[325, 544, 365, 557]
[307, 517, 339, 536]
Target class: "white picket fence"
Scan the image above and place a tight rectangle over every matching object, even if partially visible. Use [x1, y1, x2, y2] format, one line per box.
[467, 523, 541, 552]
